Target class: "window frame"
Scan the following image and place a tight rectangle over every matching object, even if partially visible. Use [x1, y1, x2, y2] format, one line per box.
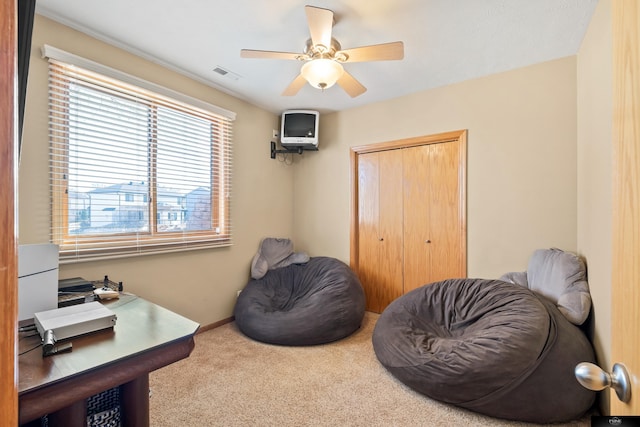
[45, 46, 234, 263]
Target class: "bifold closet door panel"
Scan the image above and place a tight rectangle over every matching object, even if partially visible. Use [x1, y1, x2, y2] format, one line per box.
[377, 150, 404, 309]
[402, 142, 464, 293]
[428, 140, 465, 282]
[357, 152, 381, 311]
[357, 151, 403, 313]
[402, 144, 432, 293]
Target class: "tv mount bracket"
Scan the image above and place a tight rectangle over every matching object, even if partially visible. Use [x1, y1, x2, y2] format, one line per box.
[270, 141, 317, 159]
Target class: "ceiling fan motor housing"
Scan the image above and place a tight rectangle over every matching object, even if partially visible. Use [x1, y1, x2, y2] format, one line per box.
[303, 37, 347, 62]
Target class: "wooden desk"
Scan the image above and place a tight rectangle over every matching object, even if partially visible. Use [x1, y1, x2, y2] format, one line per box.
[18, 295, 199, 426]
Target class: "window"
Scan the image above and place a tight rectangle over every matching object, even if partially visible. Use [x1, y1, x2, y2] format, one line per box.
[46, 46, 234, 262]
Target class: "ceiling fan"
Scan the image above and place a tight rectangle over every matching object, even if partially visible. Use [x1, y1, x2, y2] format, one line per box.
[240, 5, 404, 98]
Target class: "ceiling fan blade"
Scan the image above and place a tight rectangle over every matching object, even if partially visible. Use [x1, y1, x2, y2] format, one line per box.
[337, 71, 367, 98]
[241, 49, 303, 61]
[339, 41, 404, 63]
[305, 5, 334, 49]
[282, 74, 308, 96]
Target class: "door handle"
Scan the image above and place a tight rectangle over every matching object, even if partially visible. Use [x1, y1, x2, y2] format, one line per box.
[574, 362, 631, 403]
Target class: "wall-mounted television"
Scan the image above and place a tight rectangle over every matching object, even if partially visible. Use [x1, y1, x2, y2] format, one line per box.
[280, 110, 319, 149]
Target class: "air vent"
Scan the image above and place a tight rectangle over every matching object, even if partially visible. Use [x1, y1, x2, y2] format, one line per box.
[213, 66, 240, 81]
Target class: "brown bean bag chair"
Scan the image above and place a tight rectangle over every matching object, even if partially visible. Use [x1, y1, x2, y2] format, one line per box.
[372, 278, 595, 423]
[234, 257, 365, 346]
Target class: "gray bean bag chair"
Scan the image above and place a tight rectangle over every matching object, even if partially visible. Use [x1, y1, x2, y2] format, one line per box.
[234, 256, 365, 346]
[372, 249, 596, 423]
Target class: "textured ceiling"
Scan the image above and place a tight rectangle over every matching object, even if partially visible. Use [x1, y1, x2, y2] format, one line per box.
[36, 0, 598, 114]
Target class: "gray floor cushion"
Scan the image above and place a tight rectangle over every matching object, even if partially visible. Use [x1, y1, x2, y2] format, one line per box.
[372, 278, 596, 423]
[234, 256, 365, 346]
[501, 247, 592, 326]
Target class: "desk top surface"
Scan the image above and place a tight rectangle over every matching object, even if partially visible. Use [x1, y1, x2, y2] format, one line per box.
[18, 295, 200, 394]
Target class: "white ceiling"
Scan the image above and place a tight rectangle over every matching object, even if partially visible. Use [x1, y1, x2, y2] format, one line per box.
[35, 0, 598, 115]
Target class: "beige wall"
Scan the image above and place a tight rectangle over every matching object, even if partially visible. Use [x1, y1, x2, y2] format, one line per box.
[19, 16, 292, 326]
[577, 0, 613, 414]
[293, 57, 578, 279]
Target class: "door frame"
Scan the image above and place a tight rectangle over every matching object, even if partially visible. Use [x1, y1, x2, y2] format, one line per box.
[1, 0, 19, 424]
[349, 129, 467, 279]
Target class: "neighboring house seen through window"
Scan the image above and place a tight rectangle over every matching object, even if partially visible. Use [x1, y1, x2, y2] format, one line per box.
[46, 47, 234, 262]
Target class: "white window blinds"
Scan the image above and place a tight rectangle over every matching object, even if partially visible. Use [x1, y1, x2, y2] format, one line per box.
[45, 46, 234, 263]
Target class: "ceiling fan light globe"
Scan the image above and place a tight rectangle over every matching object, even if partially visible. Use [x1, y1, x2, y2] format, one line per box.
[301, 59, 344, 90]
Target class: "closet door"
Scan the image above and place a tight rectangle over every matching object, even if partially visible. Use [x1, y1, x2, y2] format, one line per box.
[351, 130, 467, 313]
[428, 140, 465, 282]
[357, 150, 403, 312]
[403, 140, 463, 293]
[402, 144, 431, 292]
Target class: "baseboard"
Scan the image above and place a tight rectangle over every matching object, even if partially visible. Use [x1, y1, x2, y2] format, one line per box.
[197, 316, 234, 334]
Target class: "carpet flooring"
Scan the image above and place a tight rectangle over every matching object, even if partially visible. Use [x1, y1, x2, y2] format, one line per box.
[149, 311, 594, 427]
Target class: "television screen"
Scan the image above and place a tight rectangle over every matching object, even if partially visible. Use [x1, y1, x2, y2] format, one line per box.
[283, 113, 316, 138]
